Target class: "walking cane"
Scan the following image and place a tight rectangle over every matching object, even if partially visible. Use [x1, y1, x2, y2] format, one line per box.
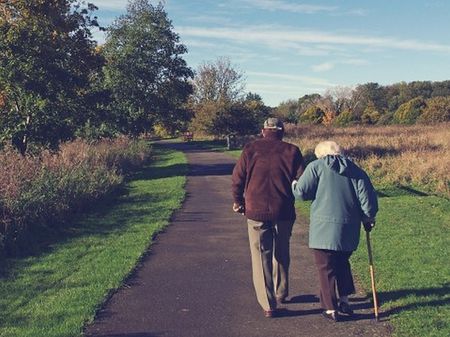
[366, 230, 379, 321]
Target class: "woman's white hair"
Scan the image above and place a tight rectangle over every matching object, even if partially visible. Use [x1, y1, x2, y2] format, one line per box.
[314, 141, 342, 159]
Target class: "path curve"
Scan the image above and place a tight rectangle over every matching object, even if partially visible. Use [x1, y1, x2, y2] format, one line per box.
[85, 141, 391, 337]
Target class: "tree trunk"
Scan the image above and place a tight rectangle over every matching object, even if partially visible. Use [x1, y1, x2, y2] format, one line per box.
[12, 99, 30, 155]
[20, 115, 31, 155]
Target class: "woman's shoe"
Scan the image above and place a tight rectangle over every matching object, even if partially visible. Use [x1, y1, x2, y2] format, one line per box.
[322, 310, 339, 322]
[338, 302, 354, 315]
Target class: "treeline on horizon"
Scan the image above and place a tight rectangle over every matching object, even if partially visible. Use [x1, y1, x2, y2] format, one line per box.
[275, 80, 450, 127]
[1, 0, 450, 157]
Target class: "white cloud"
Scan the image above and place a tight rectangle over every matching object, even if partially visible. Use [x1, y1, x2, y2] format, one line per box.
[312, 62, 335, 72]
[347, 8, 368, 16]
[341, 58, 369, 66]
[185, 15, 234, 25]
[181, 39, 219, 49]
[177, 25, 450, 53]
[248, 71, 335, 86]
[242, 0, 366, 16]
[243, 0, 337, 14]
[311, 59, 369, 72]
[295, 45, 336, 56]
[249, 84, 315, 96]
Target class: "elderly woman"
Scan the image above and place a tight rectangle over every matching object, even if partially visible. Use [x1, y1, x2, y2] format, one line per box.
[292, 141, 378, 322]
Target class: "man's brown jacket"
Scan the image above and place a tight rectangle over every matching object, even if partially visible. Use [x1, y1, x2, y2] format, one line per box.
[232, 132, 305, 221]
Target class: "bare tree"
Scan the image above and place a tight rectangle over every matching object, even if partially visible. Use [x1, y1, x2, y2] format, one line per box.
[192, 57, 245, 104]
[324, 86, 355, 114]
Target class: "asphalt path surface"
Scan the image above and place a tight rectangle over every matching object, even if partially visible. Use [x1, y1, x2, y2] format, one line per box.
[84, 141, 392, 337]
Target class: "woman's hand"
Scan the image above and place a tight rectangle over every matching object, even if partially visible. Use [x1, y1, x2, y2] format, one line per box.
[291, 179, 298, 191]
[363, 219, 376, 232]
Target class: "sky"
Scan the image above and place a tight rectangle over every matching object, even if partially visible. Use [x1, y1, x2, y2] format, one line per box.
[91, 0, 450, 107]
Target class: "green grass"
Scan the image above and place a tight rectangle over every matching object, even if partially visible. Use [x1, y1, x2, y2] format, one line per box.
[296, 194, 450, 337]
[0, 145, 187, 337]
[226, 149, 242, 158]
[352, 195, 449, 337]
[184, 139, 228, 151]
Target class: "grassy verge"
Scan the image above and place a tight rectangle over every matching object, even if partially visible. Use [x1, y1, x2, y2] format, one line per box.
[352, 194, 449, 337]
[183, 139, 227, 151]
[296, 193, 450, 337]
[0, 144, 187, 337]
[226, 149, 241, 158]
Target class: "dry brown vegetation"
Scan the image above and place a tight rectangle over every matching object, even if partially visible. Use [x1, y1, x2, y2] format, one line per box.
[285, 123, 450, 197]
[0, 137, 151, 257]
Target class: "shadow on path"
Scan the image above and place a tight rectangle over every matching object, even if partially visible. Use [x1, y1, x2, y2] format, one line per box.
[132, 162, 234, 180]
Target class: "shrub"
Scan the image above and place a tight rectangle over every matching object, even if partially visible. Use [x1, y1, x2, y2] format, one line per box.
[153, 124, 173, 138]
[0, 137, 151, 257]
[418, 96, 450, 124]
[300, 105, 325, 124]
[190, 100, 224, 135]
[75, 121, 119, 141]
[333, 110, 357, 127]
[376, 111, 394, 125]
[190, 100, 265, 137]
[393, 97, 426, 124]
[361, 105, 381, 124]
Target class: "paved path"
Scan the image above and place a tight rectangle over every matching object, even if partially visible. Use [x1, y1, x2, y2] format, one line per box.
[85, 141, 391, 337]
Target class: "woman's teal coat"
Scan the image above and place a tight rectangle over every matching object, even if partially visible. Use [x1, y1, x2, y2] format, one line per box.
[292, 155, 378, 251]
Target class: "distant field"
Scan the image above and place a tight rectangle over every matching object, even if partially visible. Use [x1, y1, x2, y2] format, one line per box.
[285, 123, 450, 197]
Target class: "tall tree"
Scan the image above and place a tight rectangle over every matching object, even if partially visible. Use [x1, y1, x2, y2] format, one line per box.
[275, 99, 299, 124]
[0, 0, 102, 154]
[103, 0, 193, 136]
[244, 92, 271, 119]
[431, 80, 450, 97]
[190, 57, 253, 136]
[297, 93, 321, 114]
[325, 86, 354, 114]
[192, 57, 245, 104]
[351, 82, 387, 118]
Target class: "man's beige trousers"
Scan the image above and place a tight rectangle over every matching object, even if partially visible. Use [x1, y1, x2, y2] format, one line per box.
[247, 219, 294, 310]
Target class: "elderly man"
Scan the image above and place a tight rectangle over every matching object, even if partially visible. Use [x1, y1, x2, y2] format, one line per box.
[231, 117, 305, 317]
[292, 141, 378, 322]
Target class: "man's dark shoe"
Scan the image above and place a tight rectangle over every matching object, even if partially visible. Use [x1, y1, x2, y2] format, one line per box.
[338, 302, 354, 315]
[322, 310, 339, 322]
[263, 309, 278, 318]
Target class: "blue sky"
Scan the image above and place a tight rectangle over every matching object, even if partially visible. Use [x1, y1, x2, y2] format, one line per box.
[91, 0, 450, 107]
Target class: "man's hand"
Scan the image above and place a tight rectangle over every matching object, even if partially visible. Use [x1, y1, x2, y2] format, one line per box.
[233, 202, 245, 214]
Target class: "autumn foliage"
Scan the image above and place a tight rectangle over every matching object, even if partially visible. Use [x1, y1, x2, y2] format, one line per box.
[0, 137, 150, 258]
